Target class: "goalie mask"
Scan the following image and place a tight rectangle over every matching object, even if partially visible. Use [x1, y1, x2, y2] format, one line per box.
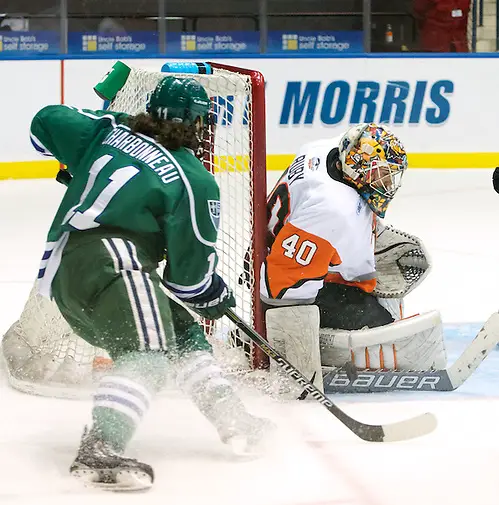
[338, 123, 408, 218]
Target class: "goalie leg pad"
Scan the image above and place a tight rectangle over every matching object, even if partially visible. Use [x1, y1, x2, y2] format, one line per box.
[320, 310, 447, 371]
[266, 305, 324, 392]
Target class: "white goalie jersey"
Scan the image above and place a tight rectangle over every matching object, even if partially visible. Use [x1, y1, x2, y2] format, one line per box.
[261, 137, 377, 307]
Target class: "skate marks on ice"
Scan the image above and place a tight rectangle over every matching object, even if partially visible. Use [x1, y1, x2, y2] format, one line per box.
[0, 384, 380, 505]
[1, 363, 499, 505]
[299, 397, 499, 505]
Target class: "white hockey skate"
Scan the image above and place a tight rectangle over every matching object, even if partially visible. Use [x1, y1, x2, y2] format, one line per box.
[217, 413, 275, 457]
[70, 427, 154, 491]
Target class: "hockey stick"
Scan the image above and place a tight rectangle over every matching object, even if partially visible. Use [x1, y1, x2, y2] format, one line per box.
[225, 308, 437, 443]
[322, 312, 499, 394]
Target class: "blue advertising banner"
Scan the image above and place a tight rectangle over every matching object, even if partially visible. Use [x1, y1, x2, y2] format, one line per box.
[166, 32, 259, 54]
[68, 32, 158, 54]
[267, 31, 363, 53]
[0, 31, 59, 54]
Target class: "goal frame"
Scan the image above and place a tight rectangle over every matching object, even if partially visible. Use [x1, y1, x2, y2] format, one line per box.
[207, 61, 267, 367]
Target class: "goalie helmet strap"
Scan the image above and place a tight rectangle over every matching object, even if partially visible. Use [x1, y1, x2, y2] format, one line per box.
[326, 147, 342, 182]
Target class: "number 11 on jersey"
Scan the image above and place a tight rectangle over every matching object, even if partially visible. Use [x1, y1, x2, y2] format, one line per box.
[63, 154, 140, 231]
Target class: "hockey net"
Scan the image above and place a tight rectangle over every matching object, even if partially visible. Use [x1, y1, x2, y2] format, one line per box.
[1, 62, 267, 398]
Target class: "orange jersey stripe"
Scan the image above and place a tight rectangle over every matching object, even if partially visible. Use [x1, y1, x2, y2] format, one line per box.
[265, 222, 341, 299]
[325, 272, 377, 293]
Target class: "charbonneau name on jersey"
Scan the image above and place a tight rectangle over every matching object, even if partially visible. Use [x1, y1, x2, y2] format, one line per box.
[103, 126, 180, 185]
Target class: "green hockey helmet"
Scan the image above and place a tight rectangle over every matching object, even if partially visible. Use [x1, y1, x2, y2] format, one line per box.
[147, 75, 210, 125]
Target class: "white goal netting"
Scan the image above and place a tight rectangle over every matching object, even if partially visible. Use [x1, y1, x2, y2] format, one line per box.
[1, 62, 267, 398]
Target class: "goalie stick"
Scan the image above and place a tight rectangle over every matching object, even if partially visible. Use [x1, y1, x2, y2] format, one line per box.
[224, 309, 437, 443]
[321, 311, 499, 394]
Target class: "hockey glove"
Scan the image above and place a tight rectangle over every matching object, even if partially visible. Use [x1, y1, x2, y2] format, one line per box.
[56, 168, 73, 187]
[184, 273, 235, 320]
[493, 167, 499, 194]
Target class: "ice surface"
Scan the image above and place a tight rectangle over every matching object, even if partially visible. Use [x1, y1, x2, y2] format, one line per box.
[1, 169, 499, 505]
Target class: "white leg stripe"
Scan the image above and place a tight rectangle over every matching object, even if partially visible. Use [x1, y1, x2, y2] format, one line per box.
[102, 238, 166, 351]
[179, 365, 229, 392]
[102, 238, 120, 273]
[95, 387, 149, 415]
[123, 272, 147, 351]
[127, 241, 167, 345]
[203, 377, 232, 391]
[112, 238, 165, 351]
[100, 375, 152, 401]
[177, 354, 213, 377]
[93, 400, 142, 425]
[102, 238, 146, 350]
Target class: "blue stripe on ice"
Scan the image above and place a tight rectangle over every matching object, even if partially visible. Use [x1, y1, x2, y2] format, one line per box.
[443, 323, 499, 397]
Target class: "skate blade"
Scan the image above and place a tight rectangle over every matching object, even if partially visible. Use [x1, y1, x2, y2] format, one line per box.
[71, 467, 153, 491]
[226, 436, 262, 459]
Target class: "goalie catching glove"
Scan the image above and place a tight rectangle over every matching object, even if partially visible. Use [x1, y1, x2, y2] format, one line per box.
[374, 220, 431, 298]
[184, 273, 235, 320]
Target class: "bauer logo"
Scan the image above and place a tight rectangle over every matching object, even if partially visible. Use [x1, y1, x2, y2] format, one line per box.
[323, 371, 451, 392]
[280, 80, 454, 126]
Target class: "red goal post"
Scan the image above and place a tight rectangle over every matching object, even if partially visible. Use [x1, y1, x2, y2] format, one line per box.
[208, 61, 267, 367]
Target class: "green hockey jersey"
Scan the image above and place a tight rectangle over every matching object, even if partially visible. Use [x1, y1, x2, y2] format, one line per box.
[30, 105, 221, 300]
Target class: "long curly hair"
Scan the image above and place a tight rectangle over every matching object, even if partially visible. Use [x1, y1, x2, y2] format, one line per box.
[126, 113, 200, 152]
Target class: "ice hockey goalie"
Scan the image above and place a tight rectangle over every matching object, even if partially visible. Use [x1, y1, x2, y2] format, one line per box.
[259, 124, 447, 392]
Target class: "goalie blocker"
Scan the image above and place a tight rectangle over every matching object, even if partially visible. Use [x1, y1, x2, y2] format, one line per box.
[265, 305, 447, 393]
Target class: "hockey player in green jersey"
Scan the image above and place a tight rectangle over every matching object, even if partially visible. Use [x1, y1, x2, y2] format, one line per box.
[30, 76, 270, 490]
